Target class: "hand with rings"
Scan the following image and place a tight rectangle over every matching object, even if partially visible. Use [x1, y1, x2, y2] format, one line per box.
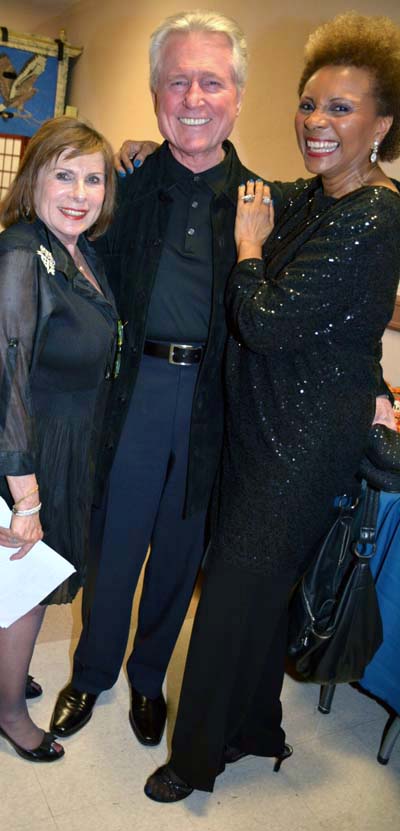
[235, 179, 274, 261]
[242, 194, 272, 205]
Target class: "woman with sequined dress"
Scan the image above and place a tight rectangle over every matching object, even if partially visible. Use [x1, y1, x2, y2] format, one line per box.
[0, 118, 118, 763]
[145, 13, 400, 801]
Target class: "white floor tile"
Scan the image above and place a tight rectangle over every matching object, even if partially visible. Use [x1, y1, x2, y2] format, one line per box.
[2, 609, 399, 831]
[0, 767, 56, 829]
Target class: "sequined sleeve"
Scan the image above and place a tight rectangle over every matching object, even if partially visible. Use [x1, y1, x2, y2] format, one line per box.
[0, 249, 39, 474]
[226, 190, 400, 357]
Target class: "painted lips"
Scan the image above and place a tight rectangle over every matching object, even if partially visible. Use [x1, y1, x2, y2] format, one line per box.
[305, 139, 339, 156]
[59, 208, 89, 219]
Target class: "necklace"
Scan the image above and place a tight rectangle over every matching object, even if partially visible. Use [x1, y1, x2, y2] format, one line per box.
[74, 251, 103, 295]
[74, 250, 91, 279]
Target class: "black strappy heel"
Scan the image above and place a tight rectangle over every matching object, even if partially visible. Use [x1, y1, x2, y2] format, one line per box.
[273, 743, 293, 772]
[0, 726, 64, 762]
[25, 675, 43, 699]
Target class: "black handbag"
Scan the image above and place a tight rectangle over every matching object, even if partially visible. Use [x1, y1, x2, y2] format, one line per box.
[287, 485, 383, 685]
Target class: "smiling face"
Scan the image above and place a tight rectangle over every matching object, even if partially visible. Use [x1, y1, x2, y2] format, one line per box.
[295, 65, 393, 196]
[34, 149, 106, 252]
[152, 30, 243, 172]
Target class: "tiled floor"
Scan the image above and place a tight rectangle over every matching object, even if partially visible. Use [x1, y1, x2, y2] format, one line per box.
[1, 595, 399, 831]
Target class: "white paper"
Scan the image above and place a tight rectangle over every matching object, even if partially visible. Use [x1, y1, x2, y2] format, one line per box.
[0, 497, 76, 627]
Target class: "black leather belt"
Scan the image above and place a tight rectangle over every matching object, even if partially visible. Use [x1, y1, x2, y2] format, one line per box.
[143, 340, 204, 366]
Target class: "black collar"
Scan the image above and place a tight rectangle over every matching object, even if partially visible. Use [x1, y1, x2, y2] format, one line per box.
[32, 217, 99, 282]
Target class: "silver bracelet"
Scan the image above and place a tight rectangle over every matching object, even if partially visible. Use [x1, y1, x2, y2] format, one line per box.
[12, 502, 42, 516]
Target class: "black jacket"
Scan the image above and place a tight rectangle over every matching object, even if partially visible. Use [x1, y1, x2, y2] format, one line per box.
[94, 140, 257, 515]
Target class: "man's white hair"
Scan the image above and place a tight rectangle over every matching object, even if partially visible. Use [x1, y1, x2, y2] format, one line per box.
[149, 9, 248, 92]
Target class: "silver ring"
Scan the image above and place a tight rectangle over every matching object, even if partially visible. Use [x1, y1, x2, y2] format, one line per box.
[262, 196, 272, 205]
[242, 194, 255, 203]
[10, 537, 19, 545]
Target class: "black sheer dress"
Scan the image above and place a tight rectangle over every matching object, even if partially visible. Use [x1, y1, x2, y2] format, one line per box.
[0, 219, 118, 603]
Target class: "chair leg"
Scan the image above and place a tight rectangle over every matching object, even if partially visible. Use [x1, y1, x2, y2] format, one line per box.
[377, 715, 400, 765]
[318, 684, 336, 714]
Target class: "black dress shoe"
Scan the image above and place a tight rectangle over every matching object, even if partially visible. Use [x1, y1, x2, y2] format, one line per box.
[144, 764, 193, 802]
[129, 686, 166, 746]
[50, 683, 98, 737]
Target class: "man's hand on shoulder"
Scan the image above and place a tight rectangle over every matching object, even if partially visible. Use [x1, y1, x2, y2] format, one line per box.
[114, 140, 160, 176]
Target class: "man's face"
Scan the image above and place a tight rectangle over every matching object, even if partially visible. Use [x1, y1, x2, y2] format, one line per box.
[152, 31, 243, 172]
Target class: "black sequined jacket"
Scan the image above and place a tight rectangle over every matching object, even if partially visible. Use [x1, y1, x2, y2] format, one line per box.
[94, 140, 257, 515]
[212, 178, 400, 577]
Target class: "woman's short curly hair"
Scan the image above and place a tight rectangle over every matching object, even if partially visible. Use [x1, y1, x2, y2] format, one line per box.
[298, 12, 400, 161]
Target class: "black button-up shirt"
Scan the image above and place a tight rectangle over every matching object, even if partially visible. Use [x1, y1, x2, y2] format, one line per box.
[146, 149, 232, 343]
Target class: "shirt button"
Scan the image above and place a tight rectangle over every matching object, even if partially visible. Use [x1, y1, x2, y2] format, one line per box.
[187, 227, 195, 236]
[193, 175, 200, 182]
[191, 200, 199, 208]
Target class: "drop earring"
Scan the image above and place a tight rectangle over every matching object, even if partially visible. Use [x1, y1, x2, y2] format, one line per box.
[370, 139, 379, 164]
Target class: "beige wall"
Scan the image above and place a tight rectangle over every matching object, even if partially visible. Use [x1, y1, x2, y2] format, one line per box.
[1, 0, 399, 380]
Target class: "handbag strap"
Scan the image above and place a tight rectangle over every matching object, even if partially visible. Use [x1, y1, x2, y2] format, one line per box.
[354, 485, 380, 558]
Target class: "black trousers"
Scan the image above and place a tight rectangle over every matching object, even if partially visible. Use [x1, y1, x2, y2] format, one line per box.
[170, 557, 294, 791]
[72, 354, 206, 698]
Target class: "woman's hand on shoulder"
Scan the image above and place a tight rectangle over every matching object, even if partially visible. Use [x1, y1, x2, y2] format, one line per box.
[0, 514, 43, 560]
[114, 140, 160, 175]
[235, 180, 274, 262]
[372, 395, 397, 430]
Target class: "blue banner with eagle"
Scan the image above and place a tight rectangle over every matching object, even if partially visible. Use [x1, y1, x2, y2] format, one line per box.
[0, 46, 58, 135]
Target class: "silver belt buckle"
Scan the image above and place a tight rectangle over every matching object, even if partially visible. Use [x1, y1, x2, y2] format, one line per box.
[168, 343, 199, 366]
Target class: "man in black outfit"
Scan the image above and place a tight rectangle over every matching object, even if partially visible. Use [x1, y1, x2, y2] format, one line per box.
[51, 9, 257, 745]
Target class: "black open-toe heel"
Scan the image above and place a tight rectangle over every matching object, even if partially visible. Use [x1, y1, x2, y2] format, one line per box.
[0, 726, 64, 762]
[25, 675, 43, 699]
[273, 743, 293, 772]
[144, 763, 194, 802]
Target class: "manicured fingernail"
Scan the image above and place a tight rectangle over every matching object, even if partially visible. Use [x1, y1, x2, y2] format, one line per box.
[134, 159, 142, 168]
[248, 179, 254, 183]
[118, 170, 126, 178]
[256, 178, 263, 183]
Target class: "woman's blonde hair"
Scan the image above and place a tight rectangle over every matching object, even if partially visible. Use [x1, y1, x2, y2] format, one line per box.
[0, 116, 116, 237]
[298, 12, 400, 161]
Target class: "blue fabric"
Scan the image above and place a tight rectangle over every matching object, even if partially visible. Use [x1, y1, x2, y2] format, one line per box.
[359, 491, 400, 714]
[73, 355, 207, 698]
